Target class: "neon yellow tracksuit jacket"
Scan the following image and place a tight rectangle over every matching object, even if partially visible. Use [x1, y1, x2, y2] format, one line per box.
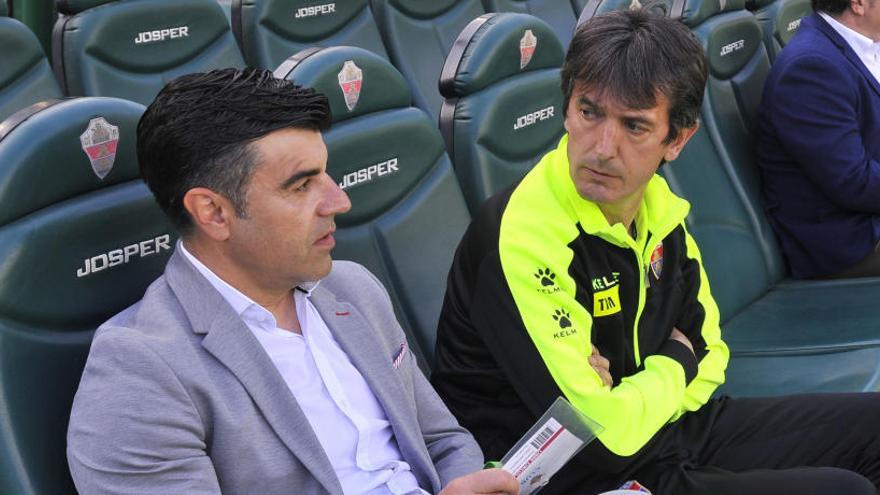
[432, 135, 729, 477]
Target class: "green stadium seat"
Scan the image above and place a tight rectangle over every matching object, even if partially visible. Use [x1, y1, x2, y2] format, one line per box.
[0, 97, 176, 493]
[275, 46, 471, 369]
[0, 1, 6, 16]
[0, 13, 63, 122]
[52, 0, 245, 105]
[370, 0, 486, 122]
[439, 12, 565, 212]
[662, 0, 880, 397]
[751, 0, 811, 63]
[232, 0, 388, 69]
[480, 0, 579, 49]
[578, 0, 678, 22]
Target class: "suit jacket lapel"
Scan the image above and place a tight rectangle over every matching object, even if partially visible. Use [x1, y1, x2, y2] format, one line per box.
[811, 12, 880, 98]
[164, 251, 343, 495]
[309, 286, 434, 488]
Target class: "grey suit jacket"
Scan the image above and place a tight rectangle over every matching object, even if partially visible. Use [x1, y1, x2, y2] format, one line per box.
[67, 251, 482, 494]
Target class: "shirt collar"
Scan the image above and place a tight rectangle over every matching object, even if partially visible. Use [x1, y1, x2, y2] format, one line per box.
[820, 12, 880, 55]
[178, 240, 259, 317]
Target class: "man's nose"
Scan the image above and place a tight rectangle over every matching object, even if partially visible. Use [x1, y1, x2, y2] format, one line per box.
[320, 175, 352, 216]
[594, 121, 619, 162]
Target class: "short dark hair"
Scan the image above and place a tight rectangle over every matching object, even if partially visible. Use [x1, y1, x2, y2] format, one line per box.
[561, 9, 708, 144]
[137, 67, 331, 235]
[810, 0, 848, 15]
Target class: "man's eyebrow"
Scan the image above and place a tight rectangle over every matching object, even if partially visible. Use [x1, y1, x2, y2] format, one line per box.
[280, 168, 321, 190]
[577, 95, 600, 109]
[622, 114, 655, 126]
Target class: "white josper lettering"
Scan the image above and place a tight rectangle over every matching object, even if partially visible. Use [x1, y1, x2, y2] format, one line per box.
[787, 18, 802, 32]
[76, 234, 172, 278]
[514, 106, 555, 130]
[134, 26, 189, 44]
[295, 3, 336, 18]
[720, 39, 745, 57]
[338, 158, 399, 191]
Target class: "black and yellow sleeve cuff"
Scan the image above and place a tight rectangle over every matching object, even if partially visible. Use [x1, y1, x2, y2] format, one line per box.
[657, 339, 698, 384]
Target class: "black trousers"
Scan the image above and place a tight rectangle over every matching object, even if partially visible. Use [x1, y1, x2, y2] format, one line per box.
[630, 393, 880, 494]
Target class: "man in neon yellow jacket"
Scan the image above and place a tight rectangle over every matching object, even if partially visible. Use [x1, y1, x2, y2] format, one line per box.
[432, 9, 880, 495]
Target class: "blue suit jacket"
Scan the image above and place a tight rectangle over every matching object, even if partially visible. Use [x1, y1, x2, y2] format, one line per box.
[757, 12, 880, 278]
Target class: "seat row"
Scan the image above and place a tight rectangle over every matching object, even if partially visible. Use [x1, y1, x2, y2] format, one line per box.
[1, 0, 808, 125]
[0, 0, 584, 124]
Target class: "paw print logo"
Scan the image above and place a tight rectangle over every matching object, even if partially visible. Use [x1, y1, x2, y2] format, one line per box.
[552, 308, 572, 328]
[534, 268, 556, 287]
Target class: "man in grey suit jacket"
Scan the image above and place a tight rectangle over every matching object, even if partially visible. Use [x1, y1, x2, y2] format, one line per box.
[67, 68, 518, 495]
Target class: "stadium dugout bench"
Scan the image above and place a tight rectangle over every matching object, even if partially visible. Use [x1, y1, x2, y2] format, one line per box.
[0, 8, 63, 122]
[231, 0, 388, 69]
[52, 0, 245, 105]
[0, 97, 175, 494]
[439, 12, 565, 212]
[275, 45, 471, 370]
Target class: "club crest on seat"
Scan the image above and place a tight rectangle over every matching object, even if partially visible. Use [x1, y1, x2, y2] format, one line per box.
[79, 117, 119, 180]
[338, 60, 363, 112]
[520, 29, 537, 69]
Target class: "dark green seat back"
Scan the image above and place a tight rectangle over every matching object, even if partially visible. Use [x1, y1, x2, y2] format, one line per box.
[52, 0, 245, 105]
[657, 0, 783, 322]
[752, 0, 811, 63]
[0, 15, 63, 122]
[439, 13, 564, 212]
[276, 46, 471, 368]
[481, 0, 578, 49]
[231, 0, 388, 69]
[0, 97, 175, 494]
[370, 0, 485, 122]
[579, 0, 677, 21]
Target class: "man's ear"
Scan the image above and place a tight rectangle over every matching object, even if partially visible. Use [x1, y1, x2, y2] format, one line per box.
[664, 121, 700, 162]
[851, 0, 865, 15]
[182, 187, 233, 241]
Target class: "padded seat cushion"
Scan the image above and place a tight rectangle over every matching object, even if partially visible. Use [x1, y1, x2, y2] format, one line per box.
[664, 5, 778, 320]
[481, 0, 578, 49]
[0, 97, 175, 494]
[53, 0, 245, 104]
[371, 0, 485, 121]
[439, 12, 564, 211]
[721, 278, 880, 396]
[0, 17, 63, 122]
[233, 0, 388, 69]
[755, 0, 811, 62]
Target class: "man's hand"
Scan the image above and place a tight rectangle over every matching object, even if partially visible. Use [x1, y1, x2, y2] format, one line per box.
[589, 345, 612, 388]
[439, 468, 519, 495]
[669, 327, 695, 355]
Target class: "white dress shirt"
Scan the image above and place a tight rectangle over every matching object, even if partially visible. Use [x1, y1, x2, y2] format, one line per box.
[820, 12, 880, 83]
[179, 243, 429, 495]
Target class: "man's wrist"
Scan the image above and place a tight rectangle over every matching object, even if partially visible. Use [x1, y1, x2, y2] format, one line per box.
[656, 339, 698, 383]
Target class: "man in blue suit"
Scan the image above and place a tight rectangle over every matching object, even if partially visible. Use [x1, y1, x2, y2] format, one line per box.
[757, 0, 880, 279]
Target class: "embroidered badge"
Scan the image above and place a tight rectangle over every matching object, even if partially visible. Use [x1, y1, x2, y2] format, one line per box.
[337, 60, 363, 112]
[79, 117, 119, 180]
[650, 242, 664, 280]
[519, 29, 537, 69]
